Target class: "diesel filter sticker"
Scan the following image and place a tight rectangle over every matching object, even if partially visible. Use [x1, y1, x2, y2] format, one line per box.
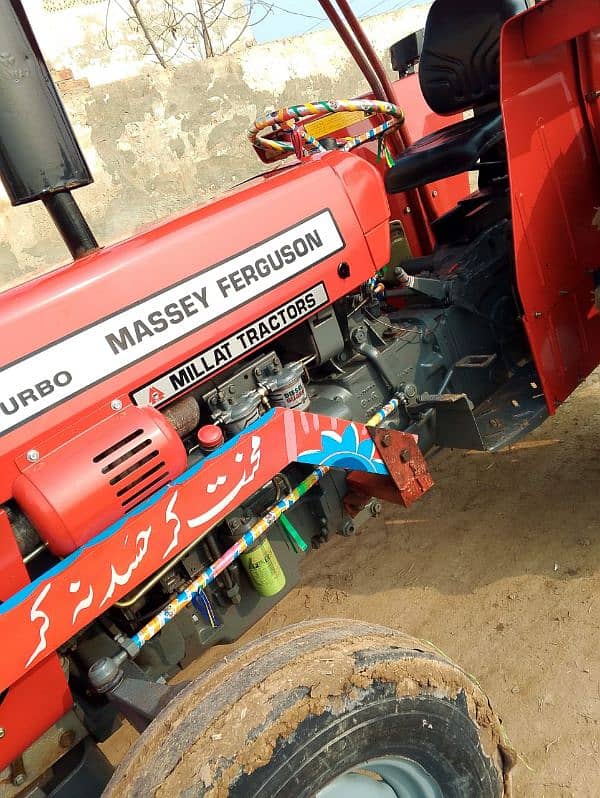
[0, 211, 344, 435]
[132, 283, 329, 408]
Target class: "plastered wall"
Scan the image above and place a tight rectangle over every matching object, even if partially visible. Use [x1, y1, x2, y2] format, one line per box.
[0, 4, 430, 285]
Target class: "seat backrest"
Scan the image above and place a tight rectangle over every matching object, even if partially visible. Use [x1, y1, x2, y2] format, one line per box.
[419, 0, 527, 116]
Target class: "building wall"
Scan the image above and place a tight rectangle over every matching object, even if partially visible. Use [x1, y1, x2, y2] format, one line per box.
[0, 4, 431, 286]
[23, 0, 254, 85]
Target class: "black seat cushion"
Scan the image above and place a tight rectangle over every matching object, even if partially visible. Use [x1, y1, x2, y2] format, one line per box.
[419, 0, 527, 115]
[384, 111, 503, 194]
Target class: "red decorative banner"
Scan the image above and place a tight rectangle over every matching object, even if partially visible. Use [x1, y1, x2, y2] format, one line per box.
[1, 409, 389, 692]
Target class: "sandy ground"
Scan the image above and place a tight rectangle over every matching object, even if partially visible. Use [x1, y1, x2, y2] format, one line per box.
[104, 378, 600, 797]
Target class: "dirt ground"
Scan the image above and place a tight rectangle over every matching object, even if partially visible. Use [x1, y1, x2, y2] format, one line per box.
[104, 377, 600, 797]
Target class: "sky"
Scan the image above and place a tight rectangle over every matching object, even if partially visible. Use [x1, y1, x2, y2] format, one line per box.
[250, 0, 425, 43]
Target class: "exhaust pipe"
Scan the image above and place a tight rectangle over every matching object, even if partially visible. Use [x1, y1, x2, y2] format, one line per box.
[0, 0, 97, 258]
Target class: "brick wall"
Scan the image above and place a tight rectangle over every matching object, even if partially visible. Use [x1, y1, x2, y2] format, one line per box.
[50, 68, 90, 95]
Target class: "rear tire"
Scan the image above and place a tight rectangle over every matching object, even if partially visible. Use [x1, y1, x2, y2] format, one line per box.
[103, 619, 515, 797]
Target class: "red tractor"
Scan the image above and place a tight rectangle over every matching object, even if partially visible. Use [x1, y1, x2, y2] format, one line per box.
[0, 0, 598, 795]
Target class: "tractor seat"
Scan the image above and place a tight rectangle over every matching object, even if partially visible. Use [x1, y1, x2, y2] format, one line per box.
[385, 111, 503, 193]
[385, 0, 527, 195]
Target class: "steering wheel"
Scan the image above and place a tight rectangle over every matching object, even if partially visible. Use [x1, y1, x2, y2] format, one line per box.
[249, 98, 404, 161]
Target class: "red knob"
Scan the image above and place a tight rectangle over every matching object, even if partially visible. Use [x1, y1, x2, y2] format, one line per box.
[197, 424, 224, 453]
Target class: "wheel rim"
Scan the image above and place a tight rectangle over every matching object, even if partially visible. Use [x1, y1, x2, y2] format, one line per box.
[315, 756, 444, 798]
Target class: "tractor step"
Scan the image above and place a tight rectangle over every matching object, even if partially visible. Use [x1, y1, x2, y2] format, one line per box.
[422, 366, 548, 452]
[474, 366, 548, 451]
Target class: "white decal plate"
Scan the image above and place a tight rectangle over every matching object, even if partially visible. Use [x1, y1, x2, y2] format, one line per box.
[0, 211, 343, 435]
[132, 283, 329, 407]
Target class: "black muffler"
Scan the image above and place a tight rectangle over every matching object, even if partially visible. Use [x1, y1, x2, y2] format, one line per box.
[0, 0, 97, 258]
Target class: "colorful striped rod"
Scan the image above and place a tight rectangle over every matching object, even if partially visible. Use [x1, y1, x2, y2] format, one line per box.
[127, 396, 400, 653]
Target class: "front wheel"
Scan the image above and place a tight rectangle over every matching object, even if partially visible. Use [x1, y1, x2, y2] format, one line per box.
[103, 619, 516, 797]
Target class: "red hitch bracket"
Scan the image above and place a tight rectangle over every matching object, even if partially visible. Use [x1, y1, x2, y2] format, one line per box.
[347, 427, 433, 508]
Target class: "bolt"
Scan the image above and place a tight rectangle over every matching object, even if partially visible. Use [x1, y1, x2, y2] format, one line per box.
[371, 502, 382, 517]
[111, 398, 123, 411]
[228, 385, 236, 394]
[489, 418, 500, 428]
[404, 206, 412, 214]
[0, 727, 5, 738]
[26, 449, 39, 463]
[59, 729, 76, 749]
[431, 190, 438, 197]
[400, 449, 411, 463]
[350, 326, 367, 345]
[342, 520, 356, 537]
[534, 312, 542, 318]
[12, 774, 25, 787]
[381, 432, 392, 447]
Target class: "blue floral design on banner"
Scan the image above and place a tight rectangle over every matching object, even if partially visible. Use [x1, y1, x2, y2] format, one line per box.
[297, 424, 387, 474]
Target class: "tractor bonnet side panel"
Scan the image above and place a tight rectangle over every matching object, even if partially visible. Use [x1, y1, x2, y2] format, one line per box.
[0, 151, 389, 499]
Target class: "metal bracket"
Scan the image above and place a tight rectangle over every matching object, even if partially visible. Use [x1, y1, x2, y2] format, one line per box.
[414, 392, 486, 451]
[89, 657, 187, 732]
[347, 428, 433, 508]
[341, 498, 383, 536]
[455, 353, 497, 369]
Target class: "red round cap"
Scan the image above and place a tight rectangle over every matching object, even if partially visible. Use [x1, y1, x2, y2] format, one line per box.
[197, 424, 224, 451]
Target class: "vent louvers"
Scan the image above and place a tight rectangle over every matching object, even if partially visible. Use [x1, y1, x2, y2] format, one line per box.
[93, 427, 172, 510]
